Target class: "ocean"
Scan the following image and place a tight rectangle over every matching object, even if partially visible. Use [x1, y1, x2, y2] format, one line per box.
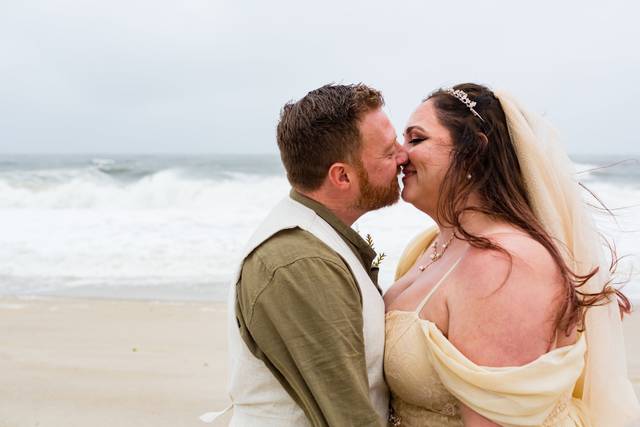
[0, 154, 638, 302]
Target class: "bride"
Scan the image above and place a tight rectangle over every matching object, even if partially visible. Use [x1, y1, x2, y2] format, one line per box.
[384, 83, 640, 426]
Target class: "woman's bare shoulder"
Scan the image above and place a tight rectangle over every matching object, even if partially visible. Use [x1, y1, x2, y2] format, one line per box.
[447, 230, 566, 367]
[462, 229, 560, 284]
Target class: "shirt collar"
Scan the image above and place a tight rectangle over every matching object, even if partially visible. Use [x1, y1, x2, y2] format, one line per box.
[289, 189, 377, 266]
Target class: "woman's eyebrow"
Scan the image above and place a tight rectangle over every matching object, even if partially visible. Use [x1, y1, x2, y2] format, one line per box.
[404, 125, 427, 135]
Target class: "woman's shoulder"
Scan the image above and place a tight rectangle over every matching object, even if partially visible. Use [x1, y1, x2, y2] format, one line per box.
[455, 230, 563, 319]
[447, 228, 567, 367]
[466, 227, 565, 301]
[462, 227, 560, 282]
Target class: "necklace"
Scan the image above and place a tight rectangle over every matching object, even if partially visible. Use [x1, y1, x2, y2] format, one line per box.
[417, 233, 455, 272]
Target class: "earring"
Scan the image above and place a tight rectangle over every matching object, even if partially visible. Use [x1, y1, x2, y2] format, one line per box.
[466, 173, 472, 180]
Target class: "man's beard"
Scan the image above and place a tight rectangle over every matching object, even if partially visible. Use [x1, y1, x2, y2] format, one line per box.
[354, 163, 400, 211]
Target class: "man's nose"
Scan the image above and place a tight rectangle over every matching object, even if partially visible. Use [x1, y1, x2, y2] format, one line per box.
[396, 144, 409, 165]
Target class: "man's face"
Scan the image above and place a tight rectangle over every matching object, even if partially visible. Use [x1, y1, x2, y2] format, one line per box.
[353, 108, 408, 212]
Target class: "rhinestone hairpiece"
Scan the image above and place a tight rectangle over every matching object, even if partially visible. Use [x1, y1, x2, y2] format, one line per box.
[444, 87, 485, 122]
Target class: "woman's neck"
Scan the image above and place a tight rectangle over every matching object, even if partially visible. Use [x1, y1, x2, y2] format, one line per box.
[434, 205, 506, 245]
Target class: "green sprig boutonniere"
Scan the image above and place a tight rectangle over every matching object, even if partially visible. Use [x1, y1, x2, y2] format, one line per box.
[365, 233, 386, 268]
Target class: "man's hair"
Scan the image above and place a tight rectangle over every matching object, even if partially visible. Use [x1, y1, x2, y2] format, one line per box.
[276, 83, 384, 191]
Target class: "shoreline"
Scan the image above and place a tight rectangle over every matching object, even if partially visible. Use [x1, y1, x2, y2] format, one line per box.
[1, 295, 638, 427]
[4, 287, 640, 304]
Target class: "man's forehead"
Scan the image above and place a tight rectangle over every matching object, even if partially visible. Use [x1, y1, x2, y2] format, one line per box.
[361, 111, 389, 129]
[360, 107, 389, 127]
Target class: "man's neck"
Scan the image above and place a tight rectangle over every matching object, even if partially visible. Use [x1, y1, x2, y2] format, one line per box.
[296, 189, 363, 227]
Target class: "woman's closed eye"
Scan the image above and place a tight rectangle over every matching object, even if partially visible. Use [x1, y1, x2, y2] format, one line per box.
[408, 137, 427, 145]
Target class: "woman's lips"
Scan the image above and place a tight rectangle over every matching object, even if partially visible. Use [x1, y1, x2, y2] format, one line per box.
[402, 169, 416, 180]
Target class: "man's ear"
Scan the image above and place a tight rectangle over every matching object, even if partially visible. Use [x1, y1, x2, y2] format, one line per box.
[326, 163, 352, 189]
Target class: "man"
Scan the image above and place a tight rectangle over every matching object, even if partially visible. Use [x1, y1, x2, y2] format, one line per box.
[227, 84, 407, 426]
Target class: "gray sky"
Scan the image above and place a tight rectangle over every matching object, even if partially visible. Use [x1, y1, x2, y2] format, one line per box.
[1, 0, 639, 155]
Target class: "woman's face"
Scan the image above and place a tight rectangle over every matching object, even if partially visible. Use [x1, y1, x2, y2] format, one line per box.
[401, 99, 455, 216]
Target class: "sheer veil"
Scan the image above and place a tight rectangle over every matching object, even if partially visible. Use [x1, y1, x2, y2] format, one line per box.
[495, 90, 640, 426]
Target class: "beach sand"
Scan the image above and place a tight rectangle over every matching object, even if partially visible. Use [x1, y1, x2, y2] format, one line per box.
[0, 297, 230, 427]
[1, 297, 638, 427]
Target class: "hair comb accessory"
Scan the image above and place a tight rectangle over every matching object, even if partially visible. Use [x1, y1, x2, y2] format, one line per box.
[444, 87, 485, 122]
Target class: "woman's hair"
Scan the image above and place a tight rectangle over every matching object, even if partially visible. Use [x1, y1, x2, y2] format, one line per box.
[426, 82, 631, 333]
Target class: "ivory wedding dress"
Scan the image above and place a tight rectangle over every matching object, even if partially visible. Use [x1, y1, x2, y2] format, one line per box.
[384, 230, 589, 427]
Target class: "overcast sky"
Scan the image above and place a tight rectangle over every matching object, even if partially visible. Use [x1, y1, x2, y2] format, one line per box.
[1, 0, 639, 155]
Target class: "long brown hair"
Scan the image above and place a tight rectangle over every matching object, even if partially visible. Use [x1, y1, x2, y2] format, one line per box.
[427, 83, 631, 333]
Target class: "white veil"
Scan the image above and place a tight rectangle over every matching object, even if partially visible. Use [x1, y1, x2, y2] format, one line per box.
[495, 90, 640, 426]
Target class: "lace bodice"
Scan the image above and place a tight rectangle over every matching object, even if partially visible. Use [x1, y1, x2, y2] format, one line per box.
[385, 309, 463, 426]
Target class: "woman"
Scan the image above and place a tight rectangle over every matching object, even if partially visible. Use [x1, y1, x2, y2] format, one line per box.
[383, 83, 640, 426]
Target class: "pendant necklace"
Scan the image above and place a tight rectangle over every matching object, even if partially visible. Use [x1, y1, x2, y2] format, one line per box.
[417, 233, 455, 272]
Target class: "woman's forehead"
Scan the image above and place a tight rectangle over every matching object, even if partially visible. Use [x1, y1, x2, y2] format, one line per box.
[405, 100, 440, 133]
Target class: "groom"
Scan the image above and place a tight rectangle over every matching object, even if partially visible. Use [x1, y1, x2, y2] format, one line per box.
[227, 83, 407, 426]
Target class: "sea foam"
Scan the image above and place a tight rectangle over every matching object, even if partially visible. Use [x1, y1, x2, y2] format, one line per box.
[0, 155, 637, 301]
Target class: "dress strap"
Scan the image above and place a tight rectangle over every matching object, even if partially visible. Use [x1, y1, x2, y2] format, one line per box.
[415, 256, 464, 314]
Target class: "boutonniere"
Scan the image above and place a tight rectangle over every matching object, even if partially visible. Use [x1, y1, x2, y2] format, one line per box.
[365, 233, 386, 268]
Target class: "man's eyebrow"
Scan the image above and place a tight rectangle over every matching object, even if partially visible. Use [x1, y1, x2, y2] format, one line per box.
[404, 125, 426, 135]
